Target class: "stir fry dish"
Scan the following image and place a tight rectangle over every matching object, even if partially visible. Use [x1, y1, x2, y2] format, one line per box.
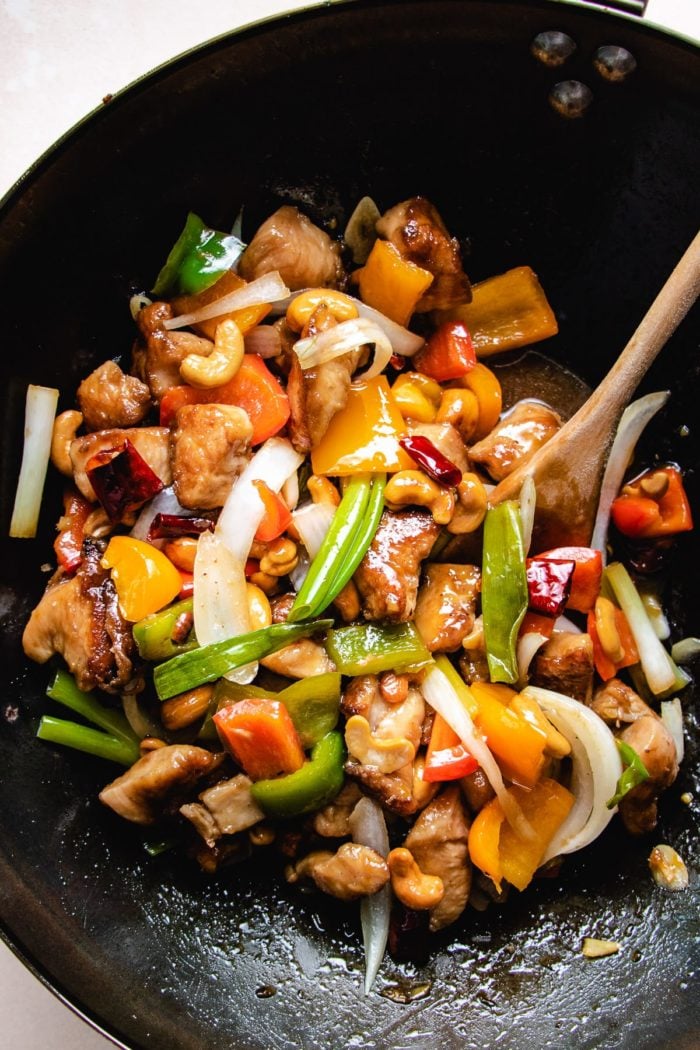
[15, 196, 694, 990]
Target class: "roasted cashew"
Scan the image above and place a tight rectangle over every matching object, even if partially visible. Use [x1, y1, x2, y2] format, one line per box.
[180, 318, 244, 389]
[286, 289, 358, 332]
[51, 410, 83, 476]
[412, 754, 439, 811]
[259, 537, 298, 577]
[387, 847, 445, 910]
[447, 472, 488, 534]
[344, 714, 415, 774]
[436, 387, 479, 442]
[384, 469, 455, 525]
[163, 536, 198, 573]
[379, 671, 409, 705]
[161, 685, 214, 731]
[308, 474, 341, 506]
[246, 582, 272, 630]
[593, 596, 623, 663]
[461, 614, 484, 651]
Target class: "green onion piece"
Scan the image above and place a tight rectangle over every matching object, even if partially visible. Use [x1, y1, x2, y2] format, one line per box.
[288, 474, 372, 622]
[154, 619, 333, 700]
[607, 739, 650, 809]
[325, 622, 432, 677]
[143, 838, 177, 857]
[133, 597, 197, 663]
[481, 500, 528, 684]
[37, 716, 140, 766]
[47, 670, 139, 746]
[605, 562, 678, 695]
[152, 212, 245, 297]
[323, 474, 386, 603]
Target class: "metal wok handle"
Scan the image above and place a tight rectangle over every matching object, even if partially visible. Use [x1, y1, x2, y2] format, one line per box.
[554, 0, 700, 45]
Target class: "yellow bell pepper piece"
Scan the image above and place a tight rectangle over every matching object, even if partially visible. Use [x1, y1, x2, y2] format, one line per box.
[450, 361, 502, 440]
[469, 778, 574, 892]
[101, 536, 182, 622]
[311, 376, 412, 476]
[470, 681, 547, 788]
[435, 266, 558, 357]
[356, 239, 434, 327]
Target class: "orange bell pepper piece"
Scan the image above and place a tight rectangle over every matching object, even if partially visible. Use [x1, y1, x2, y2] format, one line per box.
[469, 777, 574, 892]
[610, 466, 693, 539]
[171, 270, 271, 340]
[470, 681, 547, 788]
[101, 536, 182, 622]
[449, 361, 502, 439]
[424, 713, 478, 782]
[311, 375, 411, 476]
[537, 546, 602, 614]
[587, 597, 639, 681]
[213, 698, 305, 781]
[414, 320, 476, 382]
[253, 480, 292, 542]
[355, 239, 434, 326]
[160, 353, 290, 444]
[519, 611, 556, 640]
[434, 266, 558, 357]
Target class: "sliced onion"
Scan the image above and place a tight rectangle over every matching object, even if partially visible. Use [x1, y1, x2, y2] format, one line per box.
[590, 391, 669, 562]
[163, 271, 290, 331]
[344, 196, 380, 265]
[519, 474, 536, 555]
[516, 629, 549, 686]
[661, 698, 685, 764]
[289, 547, 310, 592]
[421, 664, 533, 839]
[522, 685, 623, 861]
[281, 470, 300, 511]
[671, 637, 700, 664]
[129, 292, 152, 320]
[640, 587, 671, 641]
[194, 530, 256, 684]
[292, 501, 336, 559]
[553, 614, 582, 635]
[130, 485, 190, 542]
[122, 693, 160, 739]
[244, 324, 283, 359]
[10, 384, 59, 539]
[349, 797, 390, 994]
[293, 318, 392, 379]
[606, 561, 676, 695]
[216, 437, 303, 562]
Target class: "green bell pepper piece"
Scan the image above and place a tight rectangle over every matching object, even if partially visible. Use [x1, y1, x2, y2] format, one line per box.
[607, 740, 650, 809]
[481, 500, 528, 684]
[152, 212, 245, 297]
[132, 598, 197, 663]
[251, 731, 345, 818]
[325, 622, 432, 677]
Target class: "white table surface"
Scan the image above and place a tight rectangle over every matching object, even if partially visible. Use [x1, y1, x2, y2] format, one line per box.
[1, 1, 697, 1047]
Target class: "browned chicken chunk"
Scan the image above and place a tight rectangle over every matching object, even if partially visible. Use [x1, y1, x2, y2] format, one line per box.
[591, 678, 679, 835]
[180, 774, 264, 847]
[70, 426, 172, 503]
[263, 591, 336, 677]
[460, 767, 495, 814]
[287, 350, 362, 453]
[376, 196, 471, 312]
[407, 421, 469, 474]
[532, 631, 595, 703]
[312, 782, 363, 838]
[355, 509, 441, 622]
[404, 786, 471, 931]
[469, 399, 562, 482]
[22, 538, 136, 694]
[414, 563, 481, 652]
[239, 206, 344, 290]
[286, 843, 389, 900]
[77, 360, 151, 431]
[171, 403, 252, 510]
[99, 745, 222, 826]
[133, 300, 214, 402]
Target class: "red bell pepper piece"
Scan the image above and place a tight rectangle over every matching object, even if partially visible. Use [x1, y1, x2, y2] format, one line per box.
[424, 713, 478, 782]
[526, 558, 575, 617]
[86, 440, 164, 522]
[519, 611, 556, 640]
[414, 320, 476, 382]
[54, 489, 92, 573]
[537, 546, 602, 614]
[610, 466, 693, 539]
[253, 480, 292, 542]
[399, 435, 462, 487]
[213, 698, 305, 781]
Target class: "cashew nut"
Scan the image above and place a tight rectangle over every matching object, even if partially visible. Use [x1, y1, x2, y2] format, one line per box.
[594, 595, 623, 663]
[51, 410, 83, 476]
[412, 754, 439, 811]
[436, 387, 480, 442]
[447, 472, 488, 534]
[384, 469, 455, 525]
[246, 582, 272, 630]
[180, 318, 244, 389]
[344, 714, 415, 774]
[163, 536, 198, 573]
[259, 537, 299, 577]
[308, 474, 341, 507]
[387, 847, 445, 910]
[379, 671, 409, 705]
[286, 289, 358, 332]
[161, 684, 214, 731]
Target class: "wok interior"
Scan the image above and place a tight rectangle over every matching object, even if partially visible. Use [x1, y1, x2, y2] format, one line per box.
[0, 3, 698, 1048]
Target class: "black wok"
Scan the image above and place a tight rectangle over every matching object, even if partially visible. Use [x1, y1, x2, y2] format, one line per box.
[0, 2, 698, 1047]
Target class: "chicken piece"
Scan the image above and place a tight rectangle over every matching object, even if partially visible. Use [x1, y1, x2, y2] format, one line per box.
[460, 768, 495, 814]
[376, 196, 471, 312]
[23, 538, 136, 694]
[99, 744, 222, 826]
[532, 631, 595, 703]
[70, 426, 172, 503]
[134, 300, 214, 402]
[407, 421, 469, 474]
[77, 360, 152, 432]
[355, 509, 441, 623]
[180, 774, 264, 847]
[260, 639, 336, 679]
[286, 843, 389, 900]
[404, 786, 471, 931]
[171, 403, 252, 510]
[312, 782, 363, 838]
[414, 563, 481, 652]
[239, 206, 344, 291]
[591, 678, 679, 835]
[287, 350, 363, 453]
[468, 399, 562, 483]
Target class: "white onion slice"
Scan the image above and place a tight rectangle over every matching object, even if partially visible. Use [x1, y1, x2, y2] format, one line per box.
[661, 698, 685, 764]
[421, 665, 533, 839]
[344, 196, 380, 265]
[216, 437, 303, 563]
[129, 292, 152, 320]
[349, 797, 390, 994]
[293, 317, 392, 379]
[10, 385, 59, 539]
[522, 686, 623, 861]
[289, 547, 310, 592]
[244, 324, 283, 359]
[122, 693, 160, 739]
[163, 271, 290, 331]
[640, 587, 671, 641]
[518, 475, 536, 556]
[281, 470, 300, 511]
[194, 530, 256, 684]
[129, 485, 191, 542]
[553, 614, 582, 635]
[671, 637, 700, 664]
[292, 501, 336, 559]
[590, 391, 669, 562]
[516, 630, 549, 686]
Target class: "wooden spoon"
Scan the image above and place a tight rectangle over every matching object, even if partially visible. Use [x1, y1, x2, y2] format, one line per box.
[489, 230, 700, 550]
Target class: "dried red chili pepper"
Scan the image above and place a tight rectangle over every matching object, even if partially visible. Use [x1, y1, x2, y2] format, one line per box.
[399, 435, 462, 487]
[526, 558, 576, 617]
[147, 513, 215, 542]
[86, 440, 164, 522]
